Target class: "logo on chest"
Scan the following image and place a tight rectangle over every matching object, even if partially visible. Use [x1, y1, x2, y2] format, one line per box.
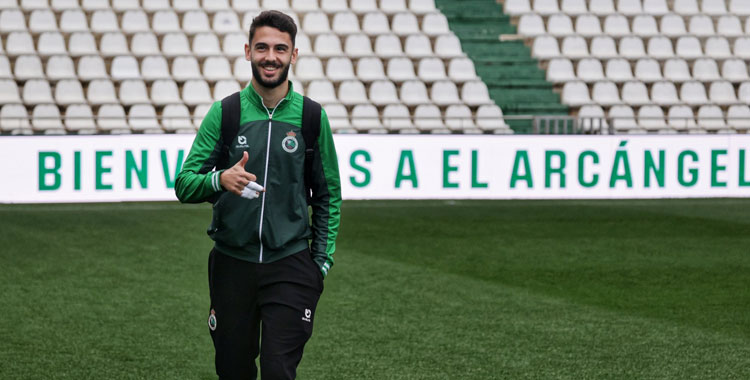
[236, 135, 249, 149]
[282, 131, 299, 153]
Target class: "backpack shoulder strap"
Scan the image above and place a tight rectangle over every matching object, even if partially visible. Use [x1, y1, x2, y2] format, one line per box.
[301, 96, 322, 202]
[217, 91, 241, 170]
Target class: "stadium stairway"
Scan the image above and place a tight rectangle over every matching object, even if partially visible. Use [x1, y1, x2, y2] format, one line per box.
[435, 0, 569, 133]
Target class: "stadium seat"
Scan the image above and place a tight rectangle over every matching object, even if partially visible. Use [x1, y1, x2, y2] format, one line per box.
[131, 33, 161, 56]
[405, 34, 433, 58]
[702, 0, 727, 15]
[387, 57, 417, 82]
[651, 81, 680, 106]
[730, 0, 750, 15]
[233, 57, 252, 81]
[29, 9, 58, 33]
[23, 79, 54, 104]
[589, 0, 615, 15]
[697, 105, 727, 131]
[97, 104, 130, 133]
[294, 33, 312, 55]
[430, 80, 461, 106]
[561, 36, 589, 58]
[337, 80, 369, 106]
[663, 59, 691, 82]
[6, 32, 35, 56]
[213, 11, 241, 34]
[326, 57, 357, 82]
[578, 105, 608, 133]
[51, 0, 81, 11]
[688, 15, 715, 37]
[692, 59, 721, 82]
[605, 59, 633, 82]
[344, 33, 375, 57]
[222, 33, 247, 57]
[313, 33, 344, 57]
[55, 80, 86, 105]
[705, 37, 732, 59]
[64, 104, 97, 134]
[503, 0, 530, 15]
[409, 0, 436, 14]
[413, 104, 446, 133]
[152, 11, 181, 34]
[643, 0, 669, 15]
[547, 14, 574, 36]
[447, 58, 478, 82]
[475, 104, 511, 133]
[192, 33, 222, 57]
[82, 0, 110, 11]
[306, 80, 338, 104]
[100, 33, 130, 57]
[161, 33, 192, 57]
[667, 105, 698, 131]
[183, 11, 211, 35]
[350, 104, 381, 132]
[357, 57, 387, 81]
[461, 81, 492, 106]
[726, 105, 750, 130]
[739, 82, 750, 104]
[709, 81, 738, 105]
[203, 0, 231, 12]
[619, 37, 646, 59]
[182, 80, 212, 106]
[303, 11, 330, 34]
[150, 80, 182, 105]
[591, 81, 621, 106]
[680, 81, 708, 105]
[118, 80, 150, 105]
[637, 105, 668, 132]
[534, 0, 559, 14]
[590, 36, 618, 59]
[112, 0, 140, 11]
[172, 56, 202, 81]
[660, 13, 687, 37]
[445, 104, 477, 133]
[14, 55, 44, 80]
[213, 79, 241, 100]
[141, 56, 171, 80]
[161, 104, 194, 133]
[391, 12, 419, 36]
[532, 36, 560, 59]
[647, 36, 674, 59]
[59, 10, 88, 33]
[560, 0, 586, 14]
[0, 10, 26, 32]
[368, 80, 399, 105]
[332, 11, 361, 35]
[382, 104, 416, 133]
[717, 16, 743, 37]
[577, 59, 604, 82]
[111, 56, 141, 80]
[68, 32, 97, 57]
[632, 15, 659, 37]
[0, 56, 10, 78]
[203, 56, 233, 81]
[673, 0, 699, 15]
[32, 104, 65, 134]
[77, 55, 108, 80]
[192, 103, 212, 129]
[518, 14, 545, 36]
[546, 58, 575, 82]
[292, 0, 318, 12]
[417, 57, 447, 82]
[575, 14, 602, 36]
[434, 34, 463, 59]
[142, 0, 171, 12]
[21, 0, 48, 10]
[173, 0, 201, 13]
[122, 10, 150, 34]
[91, 10, 118, 33]
[603, 14, 629, 37]
[361, 11, 390, 35]
[621, 81, 650, 106]
[294, 56, 325, 81]
[0, 104, 30, 134]
[675, 36, 703, 59]
[380, 0, 407, 14]
[324, 103, 354, 133]
[87, 79, 118, 104]
[399, 80, 430, 106]
[722, 59, 750, 82]
[350, 0, 376, 14]
[608, 105, 639, 133]
[734, 37, 750, 60]
[616, 0, 641, 15]
[374, 34, 405, 57]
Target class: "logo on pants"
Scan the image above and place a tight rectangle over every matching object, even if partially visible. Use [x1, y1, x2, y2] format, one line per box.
[302, 308, 311, 323]
[208, 309, 218, 331]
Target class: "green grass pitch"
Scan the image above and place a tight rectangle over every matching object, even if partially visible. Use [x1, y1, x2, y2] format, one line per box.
[1, 199, 749, 379]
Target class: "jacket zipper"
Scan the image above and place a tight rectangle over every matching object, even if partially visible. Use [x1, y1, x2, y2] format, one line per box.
[257, 96, 286, 263]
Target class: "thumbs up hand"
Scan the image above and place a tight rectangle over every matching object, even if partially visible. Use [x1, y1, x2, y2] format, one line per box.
[219, 151, 264, 198]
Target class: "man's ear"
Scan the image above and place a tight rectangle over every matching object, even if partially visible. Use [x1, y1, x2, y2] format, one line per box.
[245, 43, 251, 61]
[290, 47, 298, 65]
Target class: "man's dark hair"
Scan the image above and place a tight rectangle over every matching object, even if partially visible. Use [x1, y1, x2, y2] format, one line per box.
[249, 10, 297, 46]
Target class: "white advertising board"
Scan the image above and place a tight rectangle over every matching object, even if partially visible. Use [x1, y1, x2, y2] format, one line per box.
[1, 134, 748, 203]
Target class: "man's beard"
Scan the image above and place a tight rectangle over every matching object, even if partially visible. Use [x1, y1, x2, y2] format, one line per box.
[251, 60, 291, 89]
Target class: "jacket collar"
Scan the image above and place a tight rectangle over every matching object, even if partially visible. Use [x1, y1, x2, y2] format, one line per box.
[242, 80, 295, 115]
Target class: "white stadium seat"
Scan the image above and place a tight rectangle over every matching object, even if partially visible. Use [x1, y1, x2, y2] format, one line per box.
[29, 9, 58, 33]
[391, 12, 419, 36]
[213, 11, 241, 34]
[734, 38, 750, 60]
[591, 81, 621, 106]
[668, 105, 698, 131]
[730, 0, 750, 15]
[589, 0, 615, 15]
[680, 81, 708, 106]
[1, 104, 31, 134]
[141, 56, 171, 80]
[203, 56, 234, 81]
[369, 80, 400, 106]
[337, 80, 369, 106]
[222, 33, 248, 57]
[647, 36, 674, 59]
[476, 104, 510, 133]
[717, 16, 742, 37]
[324, 103, 354, 133]
[722, 59, 750, 82]
[578, 105, 608, 132]
[233, 57, 253, 81]
[738, 82, 750, 104]
[709, 81, 738, 105]
[621, 81, 650, 106]
[350, 104, 380, 132]
[445, 104, 477, 132]
[161, 104, 194, 133]
[448, 58, 478, 82]
[77, 55, 108, 80]
[546, 58, 575, 82]
[99, 33, 130, 57]
[417, 57, 447, 82]
[577, 59, 604, 82]
[590, 36, 617, 59]
[617, 0, 641, 15]
[182, 80, 213, 105]
[313, 33, 344, 57]
[151, 80, 182, 105]
[111, 55, 141, 80]
[382, 104, 416, 133]
[673, 0, 699, 15]
[152, 11, 181, 34]
[68, 32, 97, 56]
[192, 33, 222, 57]
[561, 0, 586, 14]
[362, 11, 390, 35]
[172, 56, 203, 81]
[203, 0, 231, 12]
[375, 34, 405, 57]
[118, 80, 151, 105]
[64, 104, 97, 134]
[173, 0, 201, 13]
[213, 80, 241, 100]
[295, 56, 325, 81]
[705, 37, 732, 59]
[112, 0, 140, 11]
[651, 81, 680, 106]
[430, 80, 461, 106]
[532, 36, 560, 59]
[675, 36, 703, 59]
[405, 34, 433, 58]
[131, 33, 161, 56]
[87, 79, 118, 104]
[503, 0, 530, 15]
[387, 57, 417, 82]
[122, 10, 150, 34]
[575, 14, 601, 36]
[32, 104, 65, 134]
[400, 80, 430, 106]
[413, 104, 447, 133]
[357, 57, 387, 81]
[692, 59, 721, 82]
[326, 57, 357, 82]
[293, 0, 319, 12]
[534, 0, 559, 15]
[638, 105, 668, 132]
[560, 36, 588, 59]
[303, 11, 330, 34]
[14, 55, 44, 80]
[0, 10, 26, 32]
[619, 37, 646, 59]
[60, 10, 88, 33]
[663, 58, 691, 82]
[608, 105, 639, 133]
[161, 33, 192, 57]
[518, 14, 545, 36]
[688, 15, 715, 37]
[409, 0, 436, 15]
[0, 56, 8, 78]
[660, 14, 687, 37]
[129, 104, 161, 133]
[727, 105, 750, 130]
[82, 0, 110, 11]
[143, 0, 171, 12]
[91, 10, 118, 33]
[697, 105, 727, 131]
[461, 81, 492, 106]
[55, 80, 86, 105]
[632, 15, 659, 37]
[380, 0, 407, 15]
[306, 80, 338, 104]
[23, 79, 54, 104]
[332, 11, 361, 35]
[643, 0, 669, 15]
[603, 14, 629, 37]
[605, 59, 633, 82]
[702, 0, 727, 15]
[183, 10, 211, 35]
[6, 32, 35, 56]
[344, 33, 375, 57]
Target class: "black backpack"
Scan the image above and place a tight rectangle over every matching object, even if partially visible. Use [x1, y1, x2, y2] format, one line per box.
[216, 91, 321, 203]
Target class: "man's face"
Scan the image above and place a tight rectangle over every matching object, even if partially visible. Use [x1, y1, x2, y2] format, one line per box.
[245, 26, 298, 89]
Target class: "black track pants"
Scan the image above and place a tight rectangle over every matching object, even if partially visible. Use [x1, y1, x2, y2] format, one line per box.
[207, 248, 324, 380]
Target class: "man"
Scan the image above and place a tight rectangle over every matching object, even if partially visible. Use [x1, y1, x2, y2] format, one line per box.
[174, 10, 341, 380]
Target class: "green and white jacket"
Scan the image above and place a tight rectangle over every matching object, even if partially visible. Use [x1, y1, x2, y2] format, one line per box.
[175, 83, 341, 277]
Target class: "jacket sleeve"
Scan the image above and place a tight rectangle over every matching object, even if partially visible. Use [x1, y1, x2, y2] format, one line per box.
[174, 101, 225, 203]
[309, 109, 342, 278]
